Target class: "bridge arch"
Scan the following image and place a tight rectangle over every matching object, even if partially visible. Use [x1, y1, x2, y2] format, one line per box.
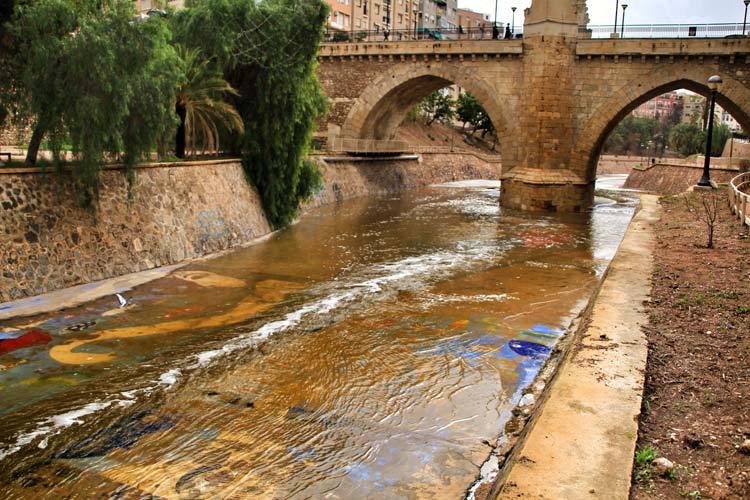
[340, 63, 516, 156]
[578, 64, 750, 182]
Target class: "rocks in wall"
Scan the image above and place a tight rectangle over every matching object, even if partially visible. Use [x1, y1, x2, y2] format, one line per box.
[0, 161, 271, 303]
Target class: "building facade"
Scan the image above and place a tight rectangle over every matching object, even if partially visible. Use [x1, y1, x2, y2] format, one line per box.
[631, 91, 684, 123]
[457, 8, 489, 31]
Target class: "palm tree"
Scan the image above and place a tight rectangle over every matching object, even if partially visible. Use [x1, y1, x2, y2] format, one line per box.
[175, 45, 243, 158]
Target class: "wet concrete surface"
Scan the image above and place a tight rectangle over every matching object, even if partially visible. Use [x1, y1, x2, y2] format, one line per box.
[494, 195, 659, 500]
[0, 181, 636, 499]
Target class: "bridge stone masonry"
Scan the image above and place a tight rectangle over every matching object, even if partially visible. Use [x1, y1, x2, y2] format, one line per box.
[317, 0, 750, 212]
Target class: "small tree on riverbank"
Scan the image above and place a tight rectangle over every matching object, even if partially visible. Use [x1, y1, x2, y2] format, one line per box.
[685, 192, 720, 249]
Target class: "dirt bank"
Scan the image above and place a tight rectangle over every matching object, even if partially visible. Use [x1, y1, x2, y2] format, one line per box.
[625, 164, 740, 194]
[630, 191, 750, 500]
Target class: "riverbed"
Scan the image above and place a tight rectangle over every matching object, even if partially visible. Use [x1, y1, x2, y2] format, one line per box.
[0, 179, 636, 498]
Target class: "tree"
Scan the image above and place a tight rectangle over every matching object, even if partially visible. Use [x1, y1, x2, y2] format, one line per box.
[708, 122, 731, 157]
[456, 92, 482, 132]
[9, 0, 181, 202]
[173, 0, 330, 228]
[605, 116, 665, 156]
[455, 92, 495, 137]
[420, 90, 455, 126]
[174, 45, 244, 158]
[0, 0, 16, 107]
[668, 122, 705, 157]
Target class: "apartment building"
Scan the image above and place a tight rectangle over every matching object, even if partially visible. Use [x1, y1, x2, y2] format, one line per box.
[631, 91, 684, 123]
[682, 93, 705, 125]
[456, 7, 489, 31]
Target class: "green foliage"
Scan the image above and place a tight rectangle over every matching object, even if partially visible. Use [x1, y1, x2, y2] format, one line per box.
[605, 116, 666, 156]
[331, 31, 350, 42]
[420, 90, 455, 126]
[9, 0, 180, 203]
[175, 45, 243, 156]
[635, 445, 659, 466]
[708, 122, 730, 157]
[669, 122, 706, 156]
[175, 0, 329, 228]
[633, 445, 659, 484]
[455, 92, 495, 138]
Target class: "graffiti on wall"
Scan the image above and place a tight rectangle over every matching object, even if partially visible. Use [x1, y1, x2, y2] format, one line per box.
[197, 211, 230, 242]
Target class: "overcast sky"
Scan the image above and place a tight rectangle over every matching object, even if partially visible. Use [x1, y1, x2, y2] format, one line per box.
[458, 0, 750, 27]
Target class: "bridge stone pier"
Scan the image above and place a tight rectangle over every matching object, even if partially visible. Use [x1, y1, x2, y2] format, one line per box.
[317, 0, 750, 211]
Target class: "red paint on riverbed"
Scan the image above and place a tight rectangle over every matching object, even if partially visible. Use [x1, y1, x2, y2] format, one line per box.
[0, 330, 52, 355]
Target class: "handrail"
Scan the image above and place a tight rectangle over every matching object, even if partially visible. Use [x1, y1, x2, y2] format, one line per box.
[728, 172, 750, 227]
[581, 23, 748, 39]
[329, 137, 410, 154]
[323, 26, 522, 44]
[321, 23, 749, 44]
[326, 137, 502, 162]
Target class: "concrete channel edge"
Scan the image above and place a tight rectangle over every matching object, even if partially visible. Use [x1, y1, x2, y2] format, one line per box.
[484, 194, 660, 500]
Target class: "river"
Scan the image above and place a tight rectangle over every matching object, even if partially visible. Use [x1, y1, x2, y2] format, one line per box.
[0, 178, 636, 499]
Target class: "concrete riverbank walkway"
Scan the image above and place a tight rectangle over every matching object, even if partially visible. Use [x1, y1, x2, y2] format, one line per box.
[494, 195, 660, 500]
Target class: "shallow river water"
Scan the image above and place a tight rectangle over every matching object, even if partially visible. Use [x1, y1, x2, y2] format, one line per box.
[0, 180, 635, 499]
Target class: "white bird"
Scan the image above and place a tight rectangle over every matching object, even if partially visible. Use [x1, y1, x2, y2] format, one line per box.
[116, 293, 128, 308]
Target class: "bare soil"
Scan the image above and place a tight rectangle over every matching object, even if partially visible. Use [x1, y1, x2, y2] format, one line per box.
[630, 191, 750, 500]
[395, 119, 499, 156]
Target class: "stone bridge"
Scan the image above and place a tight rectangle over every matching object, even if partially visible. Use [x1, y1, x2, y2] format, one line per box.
[317, 0, 750, 211]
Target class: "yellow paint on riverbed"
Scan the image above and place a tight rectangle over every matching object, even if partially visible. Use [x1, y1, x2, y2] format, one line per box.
[49, 280, 303, 365]
[174, 271, 247, 288]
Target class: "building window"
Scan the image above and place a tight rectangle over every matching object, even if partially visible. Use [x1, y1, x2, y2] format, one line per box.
[375, 4, 380, 15]
[398, 13, 403, 23]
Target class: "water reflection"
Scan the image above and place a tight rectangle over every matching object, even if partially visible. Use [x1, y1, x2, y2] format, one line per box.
[0, 183, 636, 498]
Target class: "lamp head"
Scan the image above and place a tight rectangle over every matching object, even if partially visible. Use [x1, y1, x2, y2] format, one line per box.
[512, 6, 517, 12]
[745, 0, 750, 7]
[708, 75, 723, 91]
[622, 4, 628, 10]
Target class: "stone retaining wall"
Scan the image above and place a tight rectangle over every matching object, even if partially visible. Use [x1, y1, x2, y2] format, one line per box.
[624, 163, 740, 194]
[0, 161, 271, 303]
[307, 153, 502, 208]
[1, 154, 502, 303]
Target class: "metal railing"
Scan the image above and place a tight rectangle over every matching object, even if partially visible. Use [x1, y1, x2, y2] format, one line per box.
[324, 26, 522, 43]
[728, 172, 750, 227]
[323, 23, 750, 43]
[327, 138, 502, 162]
[581, 23, 749, 39]
[329, 137, 411, 154]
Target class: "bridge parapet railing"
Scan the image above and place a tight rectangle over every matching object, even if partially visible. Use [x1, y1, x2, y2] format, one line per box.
[728, 173, 750, 227]
[581, 23, 749, 39]
[324, 26, 523, 44]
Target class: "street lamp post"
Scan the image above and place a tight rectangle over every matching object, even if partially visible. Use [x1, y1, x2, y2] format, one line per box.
[511, 7, 516, 34]
[698, 75, 724, 187]
[614, 0, 620, 36]
[744, 0, 750, 36]
[494, 0, 498, 39]
[620, 4, 628, 38]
